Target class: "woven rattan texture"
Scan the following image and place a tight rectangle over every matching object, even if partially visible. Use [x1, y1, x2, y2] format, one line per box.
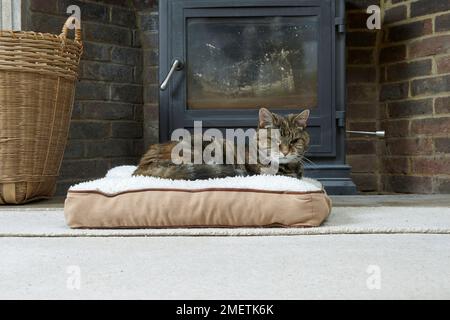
[0, 20, 82, 204]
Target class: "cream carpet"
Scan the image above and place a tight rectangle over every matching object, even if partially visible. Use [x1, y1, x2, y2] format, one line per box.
[1, 206, 450, 236]
[1, 235, 450, 299]
[1, 206, 450, 299]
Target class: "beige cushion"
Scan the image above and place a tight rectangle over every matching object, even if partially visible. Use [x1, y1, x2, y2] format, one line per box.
[64, 166, 332, 229]
[65, 189, 331, 228]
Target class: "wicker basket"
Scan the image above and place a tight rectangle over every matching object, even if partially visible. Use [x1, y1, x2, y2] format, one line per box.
[0, 17, 83, 204]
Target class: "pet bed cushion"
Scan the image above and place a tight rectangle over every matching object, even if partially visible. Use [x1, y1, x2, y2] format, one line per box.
[64, 166, 332, 228]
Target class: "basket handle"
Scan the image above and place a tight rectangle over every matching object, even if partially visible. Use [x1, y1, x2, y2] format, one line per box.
[60, 16, 82, 42]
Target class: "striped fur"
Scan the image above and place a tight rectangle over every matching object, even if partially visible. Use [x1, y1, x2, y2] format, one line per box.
[133, 108, 310, 180]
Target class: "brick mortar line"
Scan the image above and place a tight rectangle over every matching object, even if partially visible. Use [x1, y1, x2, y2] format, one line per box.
[385, 138, 449, 142]
[379, 56, 436, 66]
[79, 78, 142, 85]
[82, 19, 137, 31]
[380, 71, 450, 84]
[29, 10, 137, 30]
[72, 156, 142, 161]
[75, 100, 136, 104]
[387, 31, 450, 48]
[383, 12, 449, 28]
[71, 119, 144, 123]
[431, 55, 438, 74]
[82, 40, 141, 50]
[347, 65, 379, 69]
[141, 30, 158, 35]
[347, 59, 378, 66]
[382, 96, 449, 104]
[69, 119, 142, 124]
[84, 48, 142, 56]
[382, 173, 450, 178]
[61, 158, 138, 164]
[61, 158, 138, 162]
[77, 80, 143, 87]
[347, 83, 378, 86]
[61, 0, 133, 10]
[382, 155, 440, 158]
[71, 137, 144, 141]
[383, 113, 450, 120]
[81, 43, 139, 53]
[348, 118, 379, 122]
[346, 45, 386, 49]
[81, 61, 140, 69]
[383, 2, 407, 11]
[379, 31, 450, 47]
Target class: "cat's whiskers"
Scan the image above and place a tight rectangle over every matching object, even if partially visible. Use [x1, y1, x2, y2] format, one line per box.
[301, 156, 318, 167]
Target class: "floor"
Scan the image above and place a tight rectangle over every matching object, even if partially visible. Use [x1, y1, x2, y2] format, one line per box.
[1, 195, 449, 299]
[1, 235, 449, 299]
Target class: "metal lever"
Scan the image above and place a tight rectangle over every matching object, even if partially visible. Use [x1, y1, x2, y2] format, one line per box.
[347, 130, 385, 138]
[160, 59, 183, 91]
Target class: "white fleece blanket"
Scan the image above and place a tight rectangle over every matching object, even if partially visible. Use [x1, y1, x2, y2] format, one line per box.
[69, 166, 324, 194]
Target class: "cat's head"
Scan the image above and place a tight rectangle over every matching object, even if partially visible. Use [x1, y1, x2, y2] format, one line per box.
[258, 107, 310, 164]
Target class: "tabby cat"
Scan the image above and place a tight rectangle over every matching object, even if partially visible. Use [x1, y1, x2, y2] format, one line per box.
[133, 108, 310, 180]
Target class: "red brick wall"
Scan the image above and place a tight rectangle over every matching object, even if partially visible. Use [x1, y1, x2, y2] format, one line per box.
[346, 0, 383, 192]
[22, 0, 144, 194]
[22, 0, 450, 194]
[380, 0, 450, 193]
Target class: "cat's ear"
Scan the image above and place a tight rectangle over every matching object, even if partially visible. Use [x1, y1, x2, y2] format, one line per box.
[294, 109, 310, 128]
[258, 108, 275, 128]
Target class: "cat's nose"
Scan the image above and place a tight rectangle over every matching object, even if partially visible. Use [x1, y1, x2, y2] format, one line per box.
[280, 145, 289, 156]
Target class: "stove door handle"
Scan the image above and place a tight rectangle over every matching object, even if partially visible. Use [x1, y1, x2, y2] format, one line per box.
[347, 130, 385, 138]
[160, 59, 184, 91]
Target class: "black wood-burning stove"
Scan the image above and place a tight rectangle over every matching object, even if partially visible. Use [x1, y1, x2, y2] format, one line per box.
[159, 0, 357, 194]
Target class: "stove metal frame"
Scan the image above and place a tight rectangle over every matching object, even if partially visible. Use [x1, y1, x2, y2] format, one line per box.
[159, 0, 357, 194]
